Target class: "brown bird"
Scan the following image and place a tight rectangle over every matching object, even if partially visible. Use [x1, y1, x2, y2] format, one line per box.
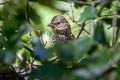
[48, 15, 75, 44]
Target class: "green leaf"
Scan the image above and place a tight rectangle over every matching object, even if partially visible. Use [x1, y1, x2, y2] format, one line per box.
[29, 7, 41, 25]
[3, 22, 31, 50]
[94, 20, 107, 44]
[79, 6, 98, 23]
[61, 72, 82, 80]
[0, 50, 16, 65]
[54, 37, 95, 63]
[73, 48, 111, 79]
[89, 48, 110, 68]
[19, 51, 28, 69]
[55, 41, 74, 64]
[72, 37, 95, 62]
[29, 62, 67, 80]
[31, 37, 49, 61]
[31, 37, 42, 48]
[21, 34, 31, 44]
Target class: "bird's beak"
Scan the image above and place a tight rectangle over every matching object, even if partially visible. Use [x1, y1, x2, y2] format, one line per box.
[47, 23, 55, 28]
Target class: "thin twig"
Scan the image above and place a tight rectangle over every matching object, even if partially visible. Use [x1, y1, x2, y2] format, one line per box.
[69, 0, 75, 22]
[67, 13, 73, 22]
[26, 0, 32, 37]
[66, 0, 107, 7]
[94, 54, 120, 79]
[68, 1, 90, 36]
[26, 0, 30, 23]
[90, 20, 95, 37]
[82, 29, 90, 35]
[74, 27, 90, 35]
[112, 0, 119, 45]
[30, 58, 35, 70]
[23, 44, 33, 53]
[0, 1, 8, 5]
[91, 0, 108, 7]
[26, 0, 45, 46]
[90, 3, 95, 37]
[67, 13, 90, 35]
[32, 27, 45, 46]
[107, 25, 113, 29]
[77, 23, 85, 38]
[101, 14, 119, 17]
[48, 57, 58, 62]
[73, 13, 117, 34]
[65, 0, 90, 6]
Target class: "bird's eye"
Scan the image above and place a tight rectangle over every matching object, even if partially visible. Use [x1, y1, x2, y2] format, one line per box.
[57, 22, 60, 24]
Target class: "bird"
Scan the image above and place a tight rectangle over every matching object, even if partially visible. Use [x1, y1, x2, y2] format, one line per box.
[48, 15, 75, 45]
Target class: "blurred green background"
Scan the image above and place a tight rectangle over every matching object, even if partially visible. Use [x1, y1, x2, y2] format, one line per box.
[0, 0, 120, 80]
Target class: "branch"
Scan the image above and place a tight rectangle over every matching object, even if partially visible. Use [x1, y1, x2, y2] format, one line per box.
[73, 13, 118, 34]
[23, 44, 33, 53]
[94, 54, 120, 79]
[26, 0, 30, 23]
[66, 13, 90, 35]
[69, 0, 75, 22]
[26, 0, 45, 46]
[32, 27, 45, 46]
[67, 0, 109, 37]
[73, 24, 90, 35]
[0, 1, 8, 5]
[90, 1, 96, 37]
[65, 0, 90, 6]
[77, 23, 85, 38]
[66, 0, 109, 7]
[112, 0, 119, 45]
[90, 20, 94, 37]
[91, 0, 108, 7]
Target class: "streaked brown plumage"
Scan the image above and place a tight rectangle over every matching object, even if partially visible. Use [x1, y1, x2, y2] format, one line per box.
[48, 15, 75, 44]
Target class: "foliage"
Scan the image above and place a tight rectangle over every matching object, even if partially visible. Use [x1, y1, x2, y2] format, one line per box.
[0, 0, 120, 80]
